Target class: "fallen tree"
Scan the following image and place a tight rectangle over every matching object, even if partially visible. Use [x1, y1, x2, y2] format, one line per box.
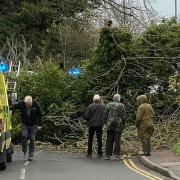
[36, 106, 180, 155]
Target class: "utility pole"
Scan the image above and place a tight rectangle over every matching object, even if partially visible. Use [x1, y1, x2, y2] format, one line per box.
[175, 0, 177, 23]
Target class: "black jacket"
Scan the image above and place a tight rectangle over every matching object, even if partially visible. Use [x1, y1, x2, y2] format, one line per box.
[84, 102, 105, 127]
[11, 101, 42, 126]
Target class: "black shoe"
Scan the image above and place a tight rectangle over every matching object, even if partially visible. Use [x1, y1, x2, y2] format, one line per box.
[105, 156, 110, 160]
[28, 157, 33, 161]
[28, 154, 33, 161]
[97, 154, 103, 158]
[115, 155, 120, 161]
[86, 154, 92, 159]
[139, 152, 151, 156]
[23, 152, 27, 158]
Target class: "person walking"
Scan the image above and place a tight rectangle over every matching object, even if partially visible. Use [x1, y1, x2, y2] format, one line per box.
[84, 95, 105, 158]
[11, 96, 42, 161]
[136, 95, 154, 156]
[104, 94, 126, 160]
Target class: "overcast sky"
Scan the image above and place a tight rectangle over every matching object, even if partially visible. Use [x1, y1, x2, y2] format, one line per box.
[153, 0, 180, 18]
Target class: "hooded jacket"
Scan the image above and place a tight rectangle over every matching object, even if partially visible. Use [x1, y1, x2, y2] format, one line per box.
[136, 95, 154, 138]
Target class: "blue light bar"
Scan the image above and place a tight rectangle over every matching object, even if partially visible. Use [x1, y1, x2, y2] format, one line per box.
[67, 68, 81, 76]
[0, 63, 9, 73]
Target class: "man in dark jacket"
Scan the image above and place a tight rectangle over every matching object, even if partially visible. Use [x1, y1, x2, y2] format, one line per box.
[84, 95, 105, 158]
[11, 96, 42, 161]
[104, 94, 126, 160]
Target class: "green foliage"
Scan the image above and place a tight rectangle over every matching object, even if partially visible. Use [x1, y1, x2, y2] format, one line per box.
[140, 19, 180, 57]
[172, 142, 180, 156]
[14, 62, 88, 142]
[11, 112, 21, 144]
[43, 23, 97, 66]
[17, 63, 87, 109]
[5, 15, 180, 144]
[0, 0, 99, 58]
[85, 20, 180, 120]
[88, 27, 132, 76]
[85, 27, 133, 98]
[138, 19, 180, 112]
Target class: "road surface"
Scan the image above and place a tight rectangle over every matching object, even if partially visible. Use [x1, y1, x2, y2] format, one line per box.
[0, 149, 172, 180]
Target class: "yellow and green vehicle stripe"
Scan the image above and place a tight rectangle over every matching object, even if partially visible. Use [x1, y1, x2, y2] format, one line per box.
[0, 73, 12, 153]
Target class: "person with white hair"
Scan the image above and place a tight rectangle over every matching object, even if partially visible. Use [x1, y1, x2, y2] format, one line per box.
[104, 94, 126, 160]
[84, 94, 105, 158]
[11, 95, 42, 161]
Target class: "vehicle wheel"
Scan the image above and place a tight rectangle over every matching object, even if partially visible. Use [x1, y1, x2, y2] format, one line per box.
[0, 148, 7, 170]
[6, 143, 13, 163]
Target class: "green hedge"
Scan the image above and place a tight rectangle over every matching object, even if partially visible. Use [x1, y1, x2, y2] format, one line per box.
[172, 142, 180, 156]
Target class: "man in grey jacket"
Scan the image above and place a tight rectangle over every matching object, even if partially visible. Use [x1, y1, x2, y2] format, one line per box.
[84, 95, 105, 158]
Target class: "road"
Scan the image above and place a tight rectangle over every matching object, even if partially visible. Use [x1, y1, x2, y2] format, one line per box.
[0, 149, 171, 180]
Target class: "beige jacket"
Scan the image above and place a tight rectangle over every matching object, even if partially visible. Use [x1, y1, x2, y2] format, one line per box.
[136, 95, 154, 138]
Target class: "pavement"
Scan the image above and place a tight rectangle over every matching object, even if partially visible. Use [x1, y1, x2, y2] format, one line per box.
[139, 150, 180, 180]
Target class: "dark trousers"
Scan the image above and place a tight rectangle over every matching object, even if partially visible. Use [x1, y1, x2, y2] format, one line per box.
[87, 127, 103, 155]
[106, 130, 122, 156]
[141, 138, 151, 154]
[22, 124, 37, 155]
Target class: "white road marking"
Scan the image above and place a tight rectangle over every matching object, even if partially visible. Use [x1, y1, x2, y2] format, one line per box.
[20, 169, 26, 180]
[34, 150, 43, 155]
[20, 150, 43, 179]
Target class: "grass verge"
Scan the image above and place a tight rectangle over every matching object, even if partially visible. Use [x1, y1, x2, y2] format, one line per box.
[172, 142, 180, 156]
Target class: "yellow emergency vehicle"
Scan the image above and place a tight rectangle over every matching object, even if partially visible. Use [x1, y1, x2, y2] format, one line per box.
[0, 73, 13, 170]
